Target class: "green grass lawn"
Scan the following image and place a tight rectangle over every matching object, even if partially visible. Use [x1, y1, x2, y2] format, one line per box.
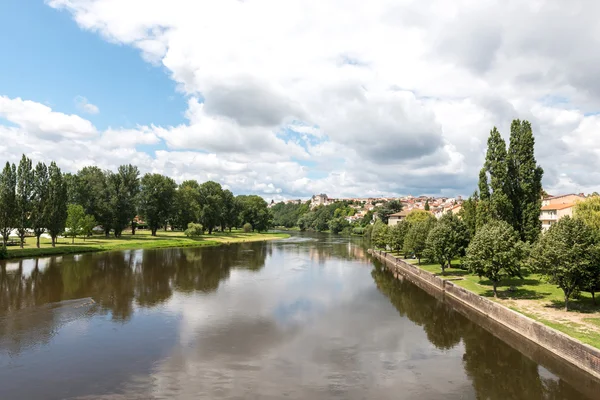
[402, 256, 600, 349]
[5, 230, 290, 259]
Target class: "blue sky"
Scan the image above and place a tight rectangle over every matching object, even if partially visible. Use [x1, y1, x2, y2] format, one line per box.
[0, 0, 599, 199]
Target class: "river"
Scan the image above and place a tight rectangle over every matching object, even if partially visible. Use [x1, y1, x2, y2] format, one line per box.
[0, 233, 599, 399]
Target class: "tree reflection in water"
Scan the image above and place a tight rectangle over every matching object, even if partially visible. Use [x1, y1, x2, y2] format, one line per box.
[372, 263, 594, 400]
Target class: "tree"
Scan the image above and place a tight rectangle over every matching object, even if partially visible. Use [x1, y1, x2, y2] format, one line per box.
[424, 214, 469, 275]
[376, 200, 403, 224]
[507, 120, 544, 243]
[46, 162, 68, 247]
[81, 214, 97, 240]
[388, 220, 410, 253]
[76, 166, 113, 236]
[574, 196, 600, 231]
[236, 195, 272, 232]
[424, 199, 430, 211]
[65, 204, 86, 243]
[184, 222, 204, 238]
[371, 220, 389, 249]
[328, 216, 349, 234]
[199, 181, 224, 234]
[109, 164, 140, 237]
[484, 127, 513, 224]
[438, 211, 470, 255]
[220, 189, 238, 232]
[404, 219, 435, 264]
[31, 162, 49, 248]
[16, 155, 34, 248]
[243, 222, 252, 233]
[138, 173, 177, 236]
[173, 180, 200, 230]
[530, 216, 595, 311]
[459, 192, 478, 237]
[405, 209, 434, 224]
[0, 162, 16, 247]
[463, 220, 524, 297]
[476, 169, 491, 229]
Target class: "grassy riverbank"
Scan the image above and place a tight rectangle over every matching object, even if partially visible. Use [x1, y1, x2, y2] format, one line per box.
[5, 230, 290, 260]
[385, 252, 600, 349]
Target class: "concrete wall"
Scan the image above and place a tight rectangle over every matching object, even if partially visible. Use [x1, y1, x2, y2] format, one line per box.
[370, 249, 600, 380]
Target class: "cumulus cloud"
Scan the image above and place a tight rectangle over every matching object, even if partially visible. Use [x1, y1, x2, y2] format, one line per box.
[10, 0, 600, 198]
[74, 95, 99, 115]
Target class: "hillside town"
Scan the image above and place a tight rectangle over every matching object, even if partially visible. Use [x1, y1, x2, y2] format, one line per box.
[270, 192, 587, 230]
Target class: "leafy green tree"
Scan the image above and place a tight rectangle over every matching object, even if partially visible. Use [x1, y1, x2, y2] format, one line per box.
[31, 162, 49, 248]
[199, 181, 224, 234]
[271, 201, 310, 228]
[63, 172, 79, 204]
[464, 220, 524, 297]
[574, 196, 600, 231]
[388, 220, 410, 253]
[530, 216, 595, 311]
[405, 209, 433, 224]
[237, 195, 272, 232]
[46, 162, 68, 247]
[507, 120, 544, 243]
[484, 127, 513, 224]
[173, 180, 201, 230]
[0, 162, 16, 247]
[184, 222, 204, 238]
[404, 219, 435, 264]
[139, 173, 177, 236]
[459, 192, 478, 237]
[360, 210, 374, 226]
[583, 244, 600, 304]
[328, 216, 349, 234]
[376, 200, 403, 224]
[371, 220, 389, 249]
[438, 212, 470, 254]
[81, 214, 97, 240]
[16, 155, 34, 248]
[220, 189, 238, 231]
[243, 222, 252, 233]
[109, 164, 140, 237]
[476, 169, 491, 229]
[424, 214, 469, 275]
[424, 199, 430, 211]
[76, 166, 113, 236]
[65, 204, 86, 243]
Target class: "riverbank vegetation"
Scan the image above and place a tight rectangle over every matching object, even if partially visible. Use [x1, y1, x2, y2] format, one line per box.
[4, 229, 288, 259]
[370, 119, 600, 348]
[0, 155, 275, 257]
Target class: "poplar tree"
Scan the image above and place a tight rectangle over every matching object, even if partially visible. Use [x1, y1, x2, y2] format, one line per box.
[0, 162, 17, 247]
[31, 162, 49, 248]
[16, 155, 34, 248]
[507, 120, 544, 243]
[484, 127, 513, 224]
[46, 162, 68, 247]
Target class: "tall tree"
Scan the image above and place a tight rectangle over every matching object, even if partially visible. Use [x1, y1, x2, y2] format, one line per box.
[459, 192, 478, 237]
[573, 196, 600, 230]
[530, 216, 595, 311]
[65, 204, 86, 243]
[172, 180, 200, 230]
[484, 127, 513, 224]
[0, 162, 16, 247]
[138, 173, 177, 236]
[109, 164, 140, 237]
[424, 199, 430, 211]
[199, 181, 224, 234]
[507, 119, 544, 243]
[388, 220, 410, 254]
[76, 166, 113, 236]
[46, 162, 68, 247]
[464, 220, 524, 297]
[404, 219, 435, 264]
[220, 189, 238, 232]
[31, 162, 49, 248]
[16, 155, 34, 248]
[236, 195, 272, 232]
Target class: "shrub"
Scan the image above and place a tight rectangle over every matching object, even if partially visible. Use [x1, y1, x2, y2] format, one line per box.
[184, 222, 204, 238]
[352, 226, 365, 235]
[243, 223, 253, 233]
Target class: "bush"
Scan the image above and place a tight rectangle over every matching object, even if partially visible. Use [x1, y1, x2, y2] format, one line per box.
[184, 222, 204, 238]
[243, 223, 253, 233]
[352, 226, 365, 235]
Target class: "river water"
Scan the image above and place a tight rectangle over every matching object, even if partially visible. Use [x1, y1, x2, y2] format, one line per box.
[0, 233, 599, 399]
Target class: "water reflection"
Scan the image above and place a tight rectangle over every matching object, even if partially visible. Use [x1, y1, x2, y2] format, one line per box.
[372, 263, 596, 400]
[0, 235, 597, 400]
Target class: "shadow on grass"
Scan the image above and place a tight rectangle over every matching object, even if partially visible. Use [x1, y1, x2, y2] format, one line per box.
[480, 288, 550, 300]
[546, 299, 600, 314]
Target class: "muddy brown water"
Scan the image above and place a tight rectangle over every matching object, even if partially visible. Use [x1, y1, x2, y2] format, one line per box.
[1, 233, 599, 399]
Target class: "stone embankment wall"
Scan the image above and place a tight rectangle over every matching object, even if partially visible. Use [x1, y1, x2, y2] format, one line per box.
[370, 249, 600, 380]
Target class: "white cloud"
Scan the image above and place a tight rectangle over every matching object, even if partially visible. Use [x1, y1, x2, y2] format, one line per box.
[74, 95, 99, 114]
[10, 0, 600, 197]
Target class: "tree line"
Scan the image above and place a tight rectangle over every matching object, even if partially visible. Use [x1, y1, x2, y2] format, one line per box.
[371, 119, 600, 311]
[0, 155, 273, 251]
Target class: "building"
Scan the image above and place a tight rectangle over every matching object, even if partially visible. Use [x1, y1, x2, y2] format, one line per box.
[540, 203, 575, 231]
[388, 210, 410, 226]
[311, 193, 329, 208]
[541, 193, 584, 206]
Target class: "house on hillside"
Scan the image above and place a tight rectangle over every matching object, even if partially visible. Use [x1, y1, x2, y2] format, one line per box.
[388, 210, 410, 226]
[540, 203, 575, 231]
[541, 193, 584, 206]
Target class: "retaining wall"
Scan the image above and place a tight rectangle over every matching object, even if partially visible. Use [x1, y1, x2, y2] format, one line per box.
[370, 249, 600, 380]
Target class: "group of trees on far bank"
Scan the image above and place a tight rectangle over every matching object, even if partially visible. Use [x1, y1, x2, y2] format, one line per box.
[0, 155, 273, 251]
[372, 119, 600, 311]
